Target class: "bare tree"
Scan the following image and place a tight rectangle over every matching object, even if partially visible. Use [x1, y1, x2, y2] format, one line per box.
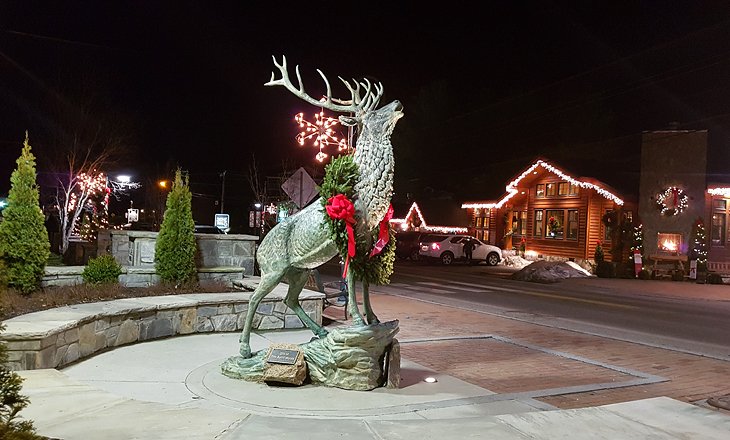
[246, 152, 267, 206]
[37, 66, 139, 255]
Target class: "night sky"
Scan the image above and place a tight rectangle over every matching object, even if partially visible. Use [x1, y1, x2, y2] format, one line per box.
[3, 1, 730, 226]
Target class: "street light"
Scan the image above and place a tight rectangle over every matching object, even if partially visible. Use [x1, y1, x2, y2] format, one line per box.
[116, 175, 131, 184]
[158, 180, 169, 189]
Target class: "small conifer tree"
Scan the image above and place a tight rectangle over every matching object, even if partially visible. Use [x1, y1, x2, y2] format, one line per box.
[0, 134, 50, 294]
[594, 240, 604, 263]
[690, 217, 708, 272]
[0, 323, 45, 439]
[154, 168, 197, 285]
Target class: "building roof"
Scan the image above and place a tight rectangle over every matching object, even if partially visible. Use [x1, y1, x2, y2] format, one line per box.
[461, 157, 625, 209]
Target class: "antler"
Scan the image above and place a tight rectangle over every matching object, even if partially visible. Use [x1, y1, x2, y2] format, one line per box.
[265, 55, 383, 113]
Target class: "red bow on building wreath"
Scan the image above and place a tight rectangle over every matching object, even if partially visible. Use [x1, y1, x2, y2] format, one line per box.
[370, 204, 394, 257]
[326, 194, 356, 277]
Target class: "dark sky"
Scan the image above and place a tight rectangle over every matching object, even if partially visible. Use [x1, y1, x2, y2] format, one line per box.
[3, 1, 730, 221]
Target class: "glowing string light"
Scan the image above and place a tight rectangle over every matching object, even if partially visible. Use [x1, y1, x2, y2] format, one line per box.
[656, 186, 688, 216]
[389, 202, 469, 234]
[294, 110, 349, 162]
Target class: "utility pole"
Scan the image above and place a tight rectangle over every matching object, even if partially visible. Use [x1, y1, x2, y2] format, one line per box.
[220, 170, 226, 214]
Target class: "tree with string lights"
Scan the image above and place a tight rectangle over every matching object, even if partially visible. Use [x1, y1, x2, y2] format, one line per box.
[690, 217, 708, 272]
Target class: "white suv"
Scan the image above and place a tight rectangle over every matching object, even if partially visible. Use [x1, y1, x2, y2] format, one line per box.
[418, 234, 502, 266]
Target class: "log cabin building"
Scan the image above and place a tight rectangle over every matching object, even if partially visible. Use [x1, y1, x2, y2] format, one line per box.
[461, 158, 636, 264]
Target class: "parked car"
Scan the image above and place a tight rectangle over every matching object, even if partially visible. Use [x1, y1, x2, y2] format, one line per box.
[395, 231, 426, 261]
[419, 234, 502, 266]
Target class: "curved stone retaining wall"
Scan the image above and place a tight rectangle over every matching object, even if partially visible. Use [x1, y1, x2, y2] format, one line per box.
[1, 283, 323, 371]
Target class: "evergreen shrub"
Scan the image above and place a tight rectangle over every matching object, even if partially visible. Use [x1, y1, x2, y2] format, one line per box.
[82, 255, 122, 284]
[0, 135, 50, 294]
[155, 169, 197, 285]
[0, 323, 45, 439]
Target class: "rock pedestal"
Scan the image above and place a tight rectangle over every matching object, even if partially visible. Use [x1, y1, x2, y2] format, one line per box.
[261, 343, 307, 386]
[221, 320, 400, 391]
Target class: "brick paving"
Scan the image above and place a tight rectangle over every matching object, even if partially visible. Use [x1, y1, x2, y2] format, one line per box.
[323, 291, 730, 410]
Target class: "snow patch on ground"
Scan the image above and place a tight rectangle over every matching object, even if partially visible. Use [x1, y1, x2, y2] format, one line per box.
[501, 254, 534, 270]
[511, 259, 593, 283]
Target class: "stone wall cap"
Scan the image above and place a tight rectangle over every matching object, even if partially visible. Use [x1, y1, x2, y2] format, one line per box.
[197, 267, 246, 273]
[44, 266, 85, 275]
[1, 320, 78, 339]
[194, 233, 259, 241]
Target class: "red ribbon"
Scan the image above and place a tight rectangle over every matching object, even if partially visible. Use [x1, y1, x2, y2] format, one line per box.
[370, 204, 394, 257]
[326, 194, 356, 277]
[672, 188, 678, 207]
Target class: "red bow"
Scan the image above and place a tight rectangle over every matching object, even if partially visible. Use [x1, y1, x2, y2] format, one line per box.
[326, 194, 356, 276]
[370, 204, 394, 257]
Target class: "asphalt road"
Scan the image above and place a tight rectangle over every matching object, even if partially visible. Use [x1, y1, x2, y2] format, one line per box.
[317, 259, 730, 360]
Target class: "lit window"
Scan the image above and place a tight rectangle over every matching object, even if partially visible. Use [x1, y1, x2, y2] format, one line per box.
[520, 211, 528, 236]
[536, 184, 545, 198]
[534, 210, 544, 238]
[558, 182, 569, 196]
[546, 183, 557, 196]
[712, 213, 726, 246]
[546, 209, 564, 239]
[567, 210, 578, 240]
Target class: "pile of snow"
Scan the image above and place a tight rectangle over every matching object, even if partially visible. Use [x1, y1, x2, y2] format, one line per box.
[510, 259, 593, 283]
[501, 254, 534, 270]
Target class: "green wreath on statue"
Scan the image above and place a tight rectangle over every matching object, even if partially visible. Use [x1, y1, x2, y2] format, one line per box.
[318, 155, 395, 285]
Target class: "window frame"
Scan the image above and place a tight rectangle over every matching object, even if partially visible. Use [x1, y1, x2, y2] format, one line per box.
[534, 209, 544, 238]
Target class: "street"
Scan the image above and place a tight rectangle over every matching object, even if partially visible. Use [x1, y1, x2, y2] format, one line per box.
[318, 259, 730, 360]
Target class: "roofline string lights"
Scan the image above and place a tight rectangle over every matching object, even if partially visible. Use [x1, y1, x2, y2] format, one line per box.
[389, 202, 468, 234]
[461, 159, 625, 209]
[707, 187, 730, 197]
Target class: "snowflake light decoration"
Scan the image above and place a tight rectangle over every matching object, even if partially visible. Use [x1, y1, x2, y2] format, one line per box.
[294, 110, 348, 162]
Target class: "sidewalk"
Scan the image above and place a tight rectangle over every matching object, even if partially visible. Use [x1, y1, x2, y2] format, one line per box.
[15, 276, 730, 439]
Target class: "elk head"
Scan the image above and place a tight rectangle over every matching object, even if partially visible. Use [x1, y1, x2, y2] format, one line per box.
[264, 55, 403, 143]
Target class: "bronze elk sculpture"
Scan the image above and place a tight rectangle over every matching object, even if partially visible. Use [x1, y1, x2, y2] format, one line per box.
[238, 56, 403, 358]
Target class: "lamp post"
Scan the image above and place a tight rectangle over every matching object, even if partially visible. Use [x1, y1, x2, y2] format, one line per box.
[157, 179, 170, 228]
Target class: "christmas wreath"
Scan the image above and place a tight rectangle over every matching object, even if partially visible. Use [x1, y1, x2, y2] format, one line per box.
[319, 155, 395, 285]
[601, 210, 618, 229]
[656, 186, 688, 216]
[547, 216, 560, 232]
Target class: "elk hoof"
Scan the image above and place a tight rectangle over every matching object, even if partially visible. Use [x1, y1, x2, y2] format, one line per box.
[240, 344, 252, 359]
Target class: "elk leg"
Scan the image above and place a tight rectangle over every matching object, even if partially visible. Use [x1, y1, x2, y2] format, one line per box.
[239, 270, 283, 358]
[284, 269, 328, 338]
[362, 280, 380, 325]
[346, 269, 365, 325]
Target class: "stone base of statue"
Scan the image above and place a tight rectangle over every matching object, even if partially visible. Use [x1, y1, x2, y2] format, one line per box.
[221, 320, 399, 391]
[261, 343, 307, 386]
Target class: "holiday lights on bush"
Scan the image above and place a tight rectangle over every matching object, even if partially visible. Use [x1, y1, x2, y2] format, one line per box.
[628, 224, 644, 262]
[656, 186, 688, 216]
[461, 159, 624, 210]
[691, 218, 708, 270]
[294, 110, 349, 162]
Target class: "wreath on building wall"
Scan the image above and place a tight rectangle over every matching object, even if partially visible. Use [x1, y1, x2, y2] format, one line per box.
[547, 216, 560, 232]
[656, 186, 688, 216]
[601, 210, 618, 229]
[319, 155, 395, 285]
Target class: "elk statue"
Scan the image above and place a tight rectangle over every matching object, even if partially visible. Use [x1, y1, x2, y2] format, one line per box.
[238, 56, 403, 358]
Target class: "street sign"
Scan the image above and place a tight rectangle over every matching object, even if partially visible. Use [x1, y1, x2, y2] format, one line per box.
[215, 213, 230, 232]
[281, 167, 317, 208]
[126, 208, 139, 222]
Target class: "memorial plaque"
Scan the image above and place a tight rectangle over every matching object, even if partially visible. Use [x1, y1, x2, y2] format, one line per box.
[266, 348, 300, 365]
